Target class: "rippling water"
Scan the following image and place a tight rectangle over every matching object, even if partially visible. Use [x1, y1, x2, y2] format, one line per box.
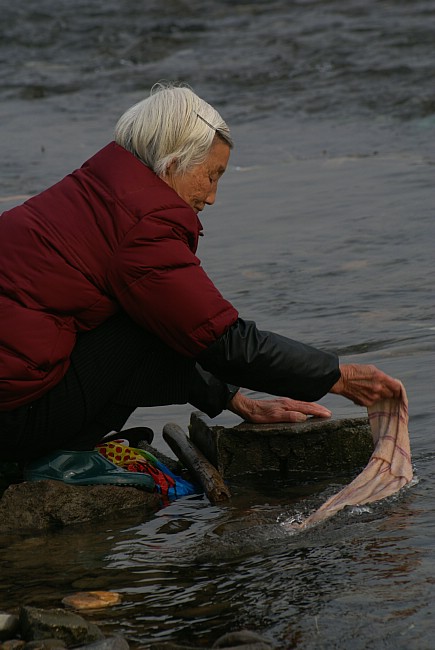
[1, 1, 434, 648]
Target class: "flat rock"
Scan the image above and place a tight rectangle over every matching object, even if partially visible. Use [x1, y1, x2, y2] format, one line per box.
[62, 591, 122, 611]
[189, 412, 373, 481]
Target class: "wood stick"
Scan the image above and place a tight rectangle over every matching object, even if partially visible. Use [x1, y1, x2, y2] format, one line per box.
[163, 422, 231, 504]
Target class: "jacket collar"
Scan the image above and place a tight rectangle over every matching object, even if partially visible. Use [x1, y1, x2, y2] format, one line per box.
[81, 142, 203, 253]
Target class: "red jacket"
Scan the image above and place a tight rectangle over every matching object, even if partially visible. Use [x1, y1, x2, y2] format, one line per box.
[0, 142, 238, 410]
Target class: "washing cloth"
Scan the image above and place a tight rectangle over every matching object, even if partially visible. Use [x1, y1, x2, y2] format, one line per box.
[96, 441, 197, 498]
[286, 381, 412, 530]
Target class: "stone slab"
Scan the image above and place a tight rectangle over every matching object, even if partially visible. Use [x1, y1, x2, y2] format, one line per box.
[189, 412, 373, 481]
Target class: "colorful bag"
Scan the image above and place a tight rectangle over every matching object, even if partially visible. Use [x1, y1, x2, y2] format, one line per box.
[96, 441, 197, 499]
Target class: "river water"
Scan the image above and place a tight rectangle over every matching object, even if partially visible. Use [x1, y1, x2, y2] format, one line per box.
[1, 1, 434, 648]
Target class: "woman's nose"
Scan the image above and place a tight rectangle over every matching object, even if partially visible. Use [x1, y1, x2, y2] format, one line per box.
[206, 182, 218, 205]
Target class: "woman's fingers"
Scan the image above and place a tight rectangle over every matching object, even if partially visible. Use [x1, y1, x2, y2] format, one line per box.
[227, 391, 332, 424]
[330, 364, 403, 406]
[283, 399, 331, 418]
[245, 397, 331, 424]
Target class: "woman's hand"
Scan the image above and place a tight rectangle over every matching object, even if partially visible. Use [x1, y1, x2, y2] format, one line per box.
[227, 390, 331, 424]
[330, 363, 402, 406]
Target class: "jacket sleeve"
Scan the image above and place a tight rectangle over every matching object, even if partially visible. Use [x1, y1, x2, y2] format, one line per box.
[188, 364, 240, 418]
[107, 216, 239, 357]
[196, 318, 341, 402]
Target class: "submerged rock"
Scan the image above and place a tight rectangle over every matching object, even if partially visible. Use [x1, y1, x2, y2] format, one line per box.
[61, 592, 122, 611]
[0, 606, 129, 649]
[19, 607, 104, 646]
[212, 629, 275, 648]
[150, 629, 276, 649]
[78, 638, 129, 649]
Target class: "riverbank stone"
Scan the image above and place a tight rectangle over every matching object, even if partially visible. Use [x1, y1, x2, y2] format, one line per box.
[0, 480, 161, 532]
[0, 612, 20, 641]
[189, 412, 373, 482]
[0, 440, 178, 532]
[19, 606, 104, 646]
[0, 605, 129, 649]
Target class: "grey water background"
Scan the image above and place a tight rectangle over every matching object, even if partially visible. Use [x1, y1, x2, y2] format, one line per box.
[1, 0, 434, 648]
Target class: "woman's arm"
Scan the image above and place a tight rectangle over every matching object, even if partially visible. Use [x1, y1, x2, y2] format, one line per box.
[197, 318, 340, 402]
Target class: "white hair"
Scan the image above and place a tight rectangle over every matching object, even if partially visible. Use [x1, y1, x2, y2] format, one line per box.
[114, 82, 233, 177]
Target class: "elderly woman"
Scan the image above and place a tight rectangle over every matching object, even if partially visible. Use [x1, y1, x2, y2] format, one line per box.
[0, 83, 401, 485]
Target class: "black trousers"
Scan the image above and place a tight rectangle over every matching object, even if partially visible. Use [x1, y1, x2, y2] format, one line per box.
[0, 313, 234, 461]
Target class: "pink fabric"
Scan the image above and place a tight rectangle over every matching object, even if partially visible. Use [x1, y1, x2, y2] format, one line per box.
[286, 382, 412, 530]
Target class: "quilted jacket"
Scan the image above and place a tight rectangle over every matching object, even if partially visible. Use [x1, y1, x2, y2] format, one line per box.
[0, 142, 238, 409]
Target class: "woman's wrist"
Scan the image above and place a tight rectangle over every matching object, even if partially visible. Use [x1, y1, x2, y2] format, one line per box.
[227, 390, 252, 419]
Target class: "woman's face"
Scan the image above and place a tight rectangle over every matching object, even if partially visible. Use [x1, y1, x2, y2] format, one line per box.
[163, 137, 230, 214]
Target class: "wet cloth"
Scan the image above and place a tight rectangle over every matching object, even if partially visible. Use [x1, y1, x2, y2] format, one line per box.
[287, 382, 412, 530]
[96, 441, 197, 499]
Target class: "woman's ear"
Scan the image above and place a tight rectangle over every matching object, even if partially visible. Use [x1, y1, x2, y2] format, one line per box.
[165, 158, 179, 177]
